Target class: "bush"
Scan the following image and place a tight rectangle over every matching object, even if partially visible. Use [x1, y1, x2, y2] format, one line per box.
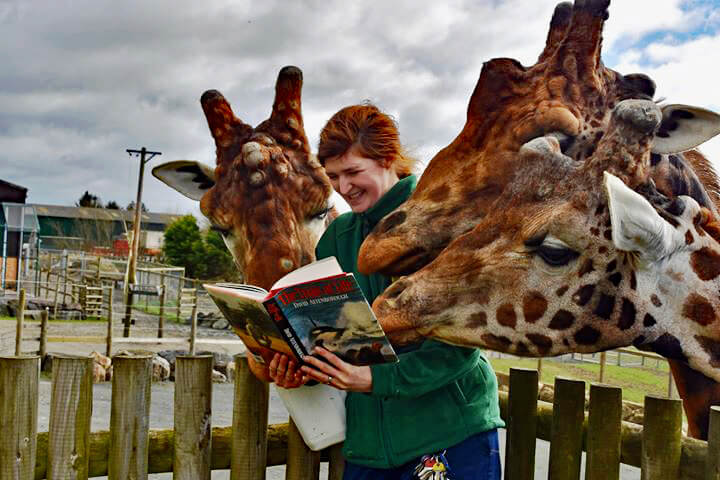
[162, 216, 236, 280]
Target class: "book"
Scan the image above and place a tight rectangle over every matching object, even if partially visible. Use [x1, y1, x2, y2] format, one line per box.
[204, 256, 398, 367]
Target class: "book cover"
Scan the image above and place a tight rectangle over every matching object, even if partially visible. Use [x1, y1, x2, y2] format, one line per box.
[204, 257, 397, 366]
[266, 274, 398, 366]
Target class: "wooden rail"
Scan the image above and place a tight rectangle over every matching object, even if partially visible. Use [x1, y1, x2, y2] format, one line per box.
[0, 360, 719, 478]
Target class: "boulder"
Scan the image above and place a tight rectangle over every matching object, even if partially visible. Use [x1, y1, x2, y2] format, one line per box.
[225, 361, 236, 383]
[212, 318, 229, 330]
[93, 363, 106, 383]
[90, 351, 112, 370]
[152, 355, 171, 382]
[212, 369, 227, 383]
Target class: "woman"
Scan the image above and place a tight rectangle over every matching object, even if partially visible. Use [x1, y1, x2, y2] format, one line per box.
[267, 104, 504, 479]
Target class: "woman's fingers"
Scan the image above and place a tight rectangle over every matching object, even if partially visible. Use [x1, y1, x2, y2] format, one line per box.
[312, 346, 348, 370]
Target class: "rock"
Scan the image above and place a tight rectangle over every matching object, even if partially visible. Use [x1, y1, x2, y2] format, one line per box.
[0, 301, 10, 317]
[93, 363, 106, 383]
[152, 355, 171, 382]
[212, 369, 227, 383]
[90, 351, 112, 370]
[212, 318, 229, 330]
[197, 351, 233, 370]
[225, 361, 236, 383]
[105, 365, 113, 382]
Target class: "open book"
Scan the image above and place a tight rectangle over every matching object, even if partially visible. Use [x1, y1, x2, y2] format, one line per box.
[204, 257, 398, 367]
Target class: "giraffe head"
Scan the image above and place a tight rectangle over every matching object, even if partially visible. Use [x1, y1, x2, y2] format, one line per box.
[358, 1, 720, 382]
[153, 66, 335, 289]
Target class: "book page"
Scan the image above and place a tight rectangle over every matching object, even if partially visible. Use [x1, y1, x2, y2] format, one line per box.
[270, 256, 343, 291]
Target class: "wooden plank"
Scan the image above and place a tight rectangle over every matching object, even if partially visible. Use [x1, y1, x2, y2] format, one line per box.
[174, 355, 214, 479]
[231, 356, 269, 480]
[548, 377, 585, 480]
[504, 368, 538, 480]
[642, 396, 682, 479]
[0, 356, 39, 480]
[48, 355, 93, 480]
[108, 354, 152, 479]
[16, 288, 26, 355]
[586, 384, 622, 480]
[708, 406, 720, 480]
[286, 420, 320, 480]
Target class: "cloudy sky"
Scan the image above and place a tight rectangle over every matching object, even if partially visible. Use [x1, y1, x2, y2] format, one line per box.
[3, 0, 720, 220]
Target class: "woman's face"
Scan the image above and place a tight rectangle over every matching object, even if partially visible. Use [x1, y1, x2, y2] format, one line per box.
[324, 151, 399, 213]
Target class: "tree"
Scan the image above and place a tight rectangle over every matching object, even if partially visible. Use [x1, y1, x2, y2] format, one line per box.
[126, 201, 148, 212]
[76, 191, 102, 208]
[105, 200, 120, 209]
[162, 215, 235, 279]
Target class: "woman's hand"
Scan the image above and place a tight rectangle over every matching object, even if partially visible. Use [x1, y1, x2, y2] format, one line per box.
[301, 346, 372, 393]
[268, 353, 309, 389]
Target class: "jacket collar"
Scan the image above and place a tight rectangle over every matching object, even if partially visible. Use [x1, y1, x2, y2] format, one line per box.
[359, 174, 417, 226]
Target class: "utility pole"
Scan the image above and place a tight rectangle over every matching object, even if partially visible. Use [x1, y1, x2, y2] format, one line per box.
[123, 147, 161, 337]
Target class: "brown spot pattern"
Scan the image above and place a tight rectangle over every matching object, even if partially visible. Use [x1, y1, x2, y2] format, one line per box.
[643, 313, 657, 327]
[465, 312, 488, 328]
[695, 335, 720, 368]
[682, 293, 716, 326]
[685, 230, 694, 245]
[481, 333, 512, 351]
[690, 247, 720, 280]
[594, 293, 615, 320]
[630, 271, 637, 290]
[556, 285, 569, 297]
[650, 294, 662, 308]
[578, 259, 595, 277]
[618, 298, 636, 330]
[497, 304, 517, 328]
[549, 310, 575, 330]
[574, 326, 601, 345]
[523, 292, 548, 324]
[605, 260, 617, 273]
[572, 284, 595, 306]
[515, 342, 530, 356]
[527, 334, 553, 355]
[427, 184, 451, 203]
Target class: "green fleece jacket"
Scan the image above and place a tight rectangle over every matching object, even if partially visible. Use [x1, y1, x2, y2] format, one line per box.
[315, 175, 504, 468]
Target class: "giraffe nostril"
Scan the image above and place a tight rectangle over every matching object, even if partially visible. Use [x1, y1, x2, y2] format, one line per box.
[384, 280, 408, 300]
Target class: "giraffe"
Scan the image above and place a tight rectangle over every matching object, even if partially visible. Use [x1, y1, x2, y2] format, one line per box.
[357, 0, 720, 439]
[152, 66, 336, 293]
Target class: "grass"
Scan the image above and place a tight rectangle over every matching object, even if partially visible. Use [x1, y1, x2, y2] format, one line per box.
[488, 354, 672, 404]
[0, 316, 106, 324]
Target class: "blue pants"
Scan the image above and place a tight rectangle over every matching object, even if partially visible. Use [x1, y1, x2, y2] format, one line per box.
[342, 429, 501, 480]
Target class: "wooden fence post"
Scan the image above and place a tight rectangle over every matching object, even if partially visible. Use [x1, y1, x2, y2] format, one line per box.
[46, 252, 53, 299]
[0, 356, 40, 480]
[106, 287, 114, 358]
[642, 395, 682, 480]
[548, 377, 585, 480]
[328, 443, 345, 480]
[40, 308, 49, 360]
[176, 276, 183, 322]
[189, 282, 198, 356]
[708, 406, 720, 480]
[158, 280, 166, 338]
[231, 355, 269, 480]
[504, 368, 538, 480]
[286, 420, 320, 480]
[15, 287, 26, 356]
[174, 355, 214, 480]
[108, 354, 152, 480]
[48, 355, 93, 480]
[63, 252, 70, 306]
[586, 384, 622, 480]
[95, 255, 101, 284]
[53, 269, 60, 320]
[599, 351, 607, 383]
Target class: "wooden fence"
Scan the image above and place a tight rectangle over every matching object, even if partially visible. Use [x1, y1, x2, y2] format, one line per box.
[6, 288, 243, 358]
[0, 356, 719, 479]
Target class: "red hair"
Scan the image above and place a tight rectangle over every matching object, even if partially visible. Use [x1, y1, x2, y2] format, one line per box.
[317, 104, 414, 178]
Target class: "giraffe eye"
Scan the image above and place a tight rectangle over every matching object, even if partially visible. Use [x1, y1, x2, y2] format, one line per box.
[310, 206, 331, 221]
[536, 245, 579, 266]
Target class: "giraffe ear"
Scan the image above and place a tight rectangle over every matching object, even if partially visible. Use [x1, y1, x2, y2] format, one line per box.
[651, 105, 720, 154]
[604, 171, 683, 262]
[152, 160, 216, 201]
